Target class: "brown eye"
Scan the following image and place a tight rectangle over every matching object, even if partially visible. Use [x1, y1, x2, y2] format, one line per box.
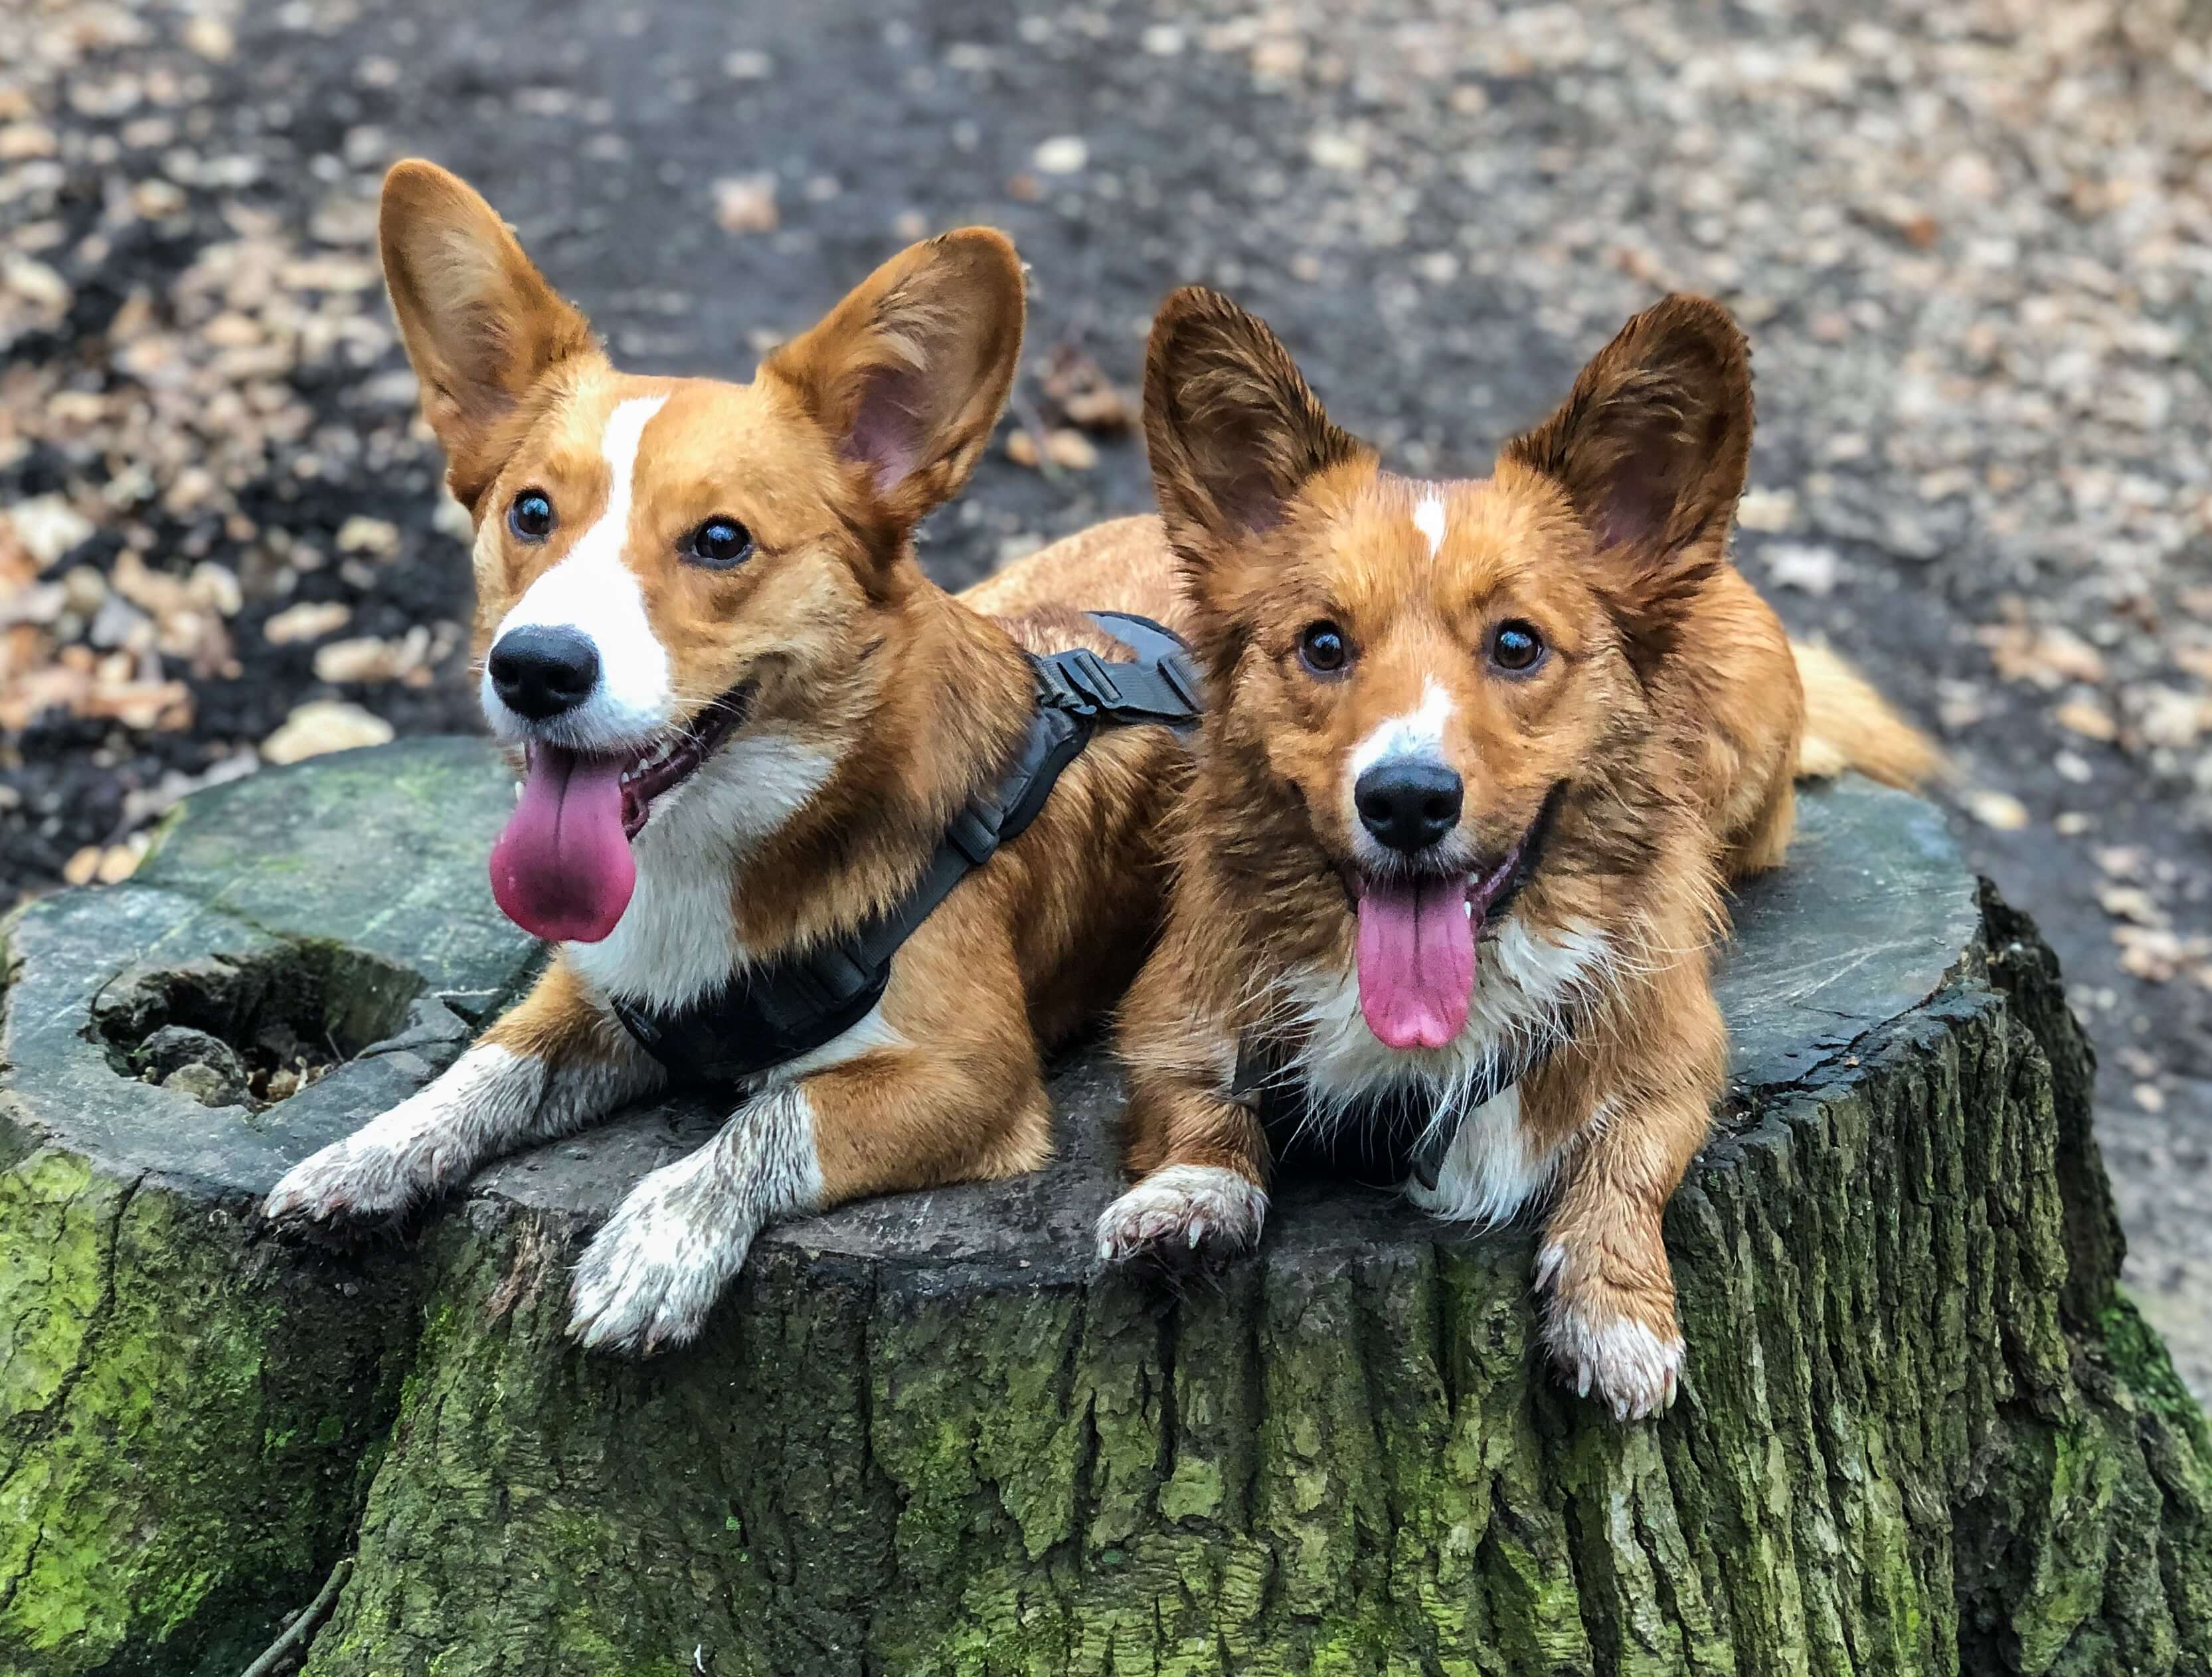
[1298, 621, 1351, 677]
[685, 516, 754, 569]
[508, 491, 554, 542]
[1490, 620, 1546, 674]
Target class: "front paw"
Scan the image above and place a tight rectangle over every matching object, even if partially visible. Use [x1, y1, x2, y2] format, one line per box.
[1536, 1242, 1685, 1422]
[567, 1160, 750, 1356]
[1096, 1164, 1267, 1267]
[264, 1133, 432, 1230]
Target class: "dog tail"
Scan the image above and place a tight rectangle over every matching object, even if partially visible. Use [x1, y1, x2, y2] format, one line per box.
[1792, 640, 1943, 790]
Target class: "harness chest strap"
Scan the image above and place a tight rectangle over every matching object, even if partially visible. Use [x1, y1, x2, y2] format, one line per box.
[1227, 1029, 1559, 1190]
[610, 612, 1201, 1086]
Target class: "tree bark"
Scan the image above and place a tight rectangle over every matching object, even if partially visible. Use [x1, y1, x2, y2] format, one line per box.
[1, 739, 2204, 1677]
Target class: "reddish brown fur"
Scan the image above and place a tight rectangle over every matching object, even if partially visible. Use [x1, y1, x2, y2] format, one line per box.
[381, 161, 1189, 1217]
[1111, 287, 1934, 1417]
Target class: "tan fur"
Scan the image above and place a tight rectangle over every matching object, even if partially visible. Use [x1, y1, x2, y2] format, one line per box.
[365, 163, 1191, 1266]
[1110, 288, 1935, 1418]
[1792, 638, 1946, 788]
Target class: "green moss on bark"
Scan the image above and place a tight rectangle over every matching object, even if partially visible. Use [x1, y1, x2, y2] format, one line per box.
[0, 1150, 416, 1674]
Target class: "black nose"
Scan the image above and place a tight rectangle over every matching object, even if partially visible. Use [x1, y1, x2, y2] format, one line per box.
[488, 626, 601, 721]
[1355, 760, 1464, 854]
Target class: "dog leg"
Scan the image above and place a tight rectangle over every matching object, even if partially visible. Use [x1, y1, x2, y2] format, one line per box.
[1533, 1085, 1713, 1421]
[265, 961, 658, 1229]
[1095, 1084, 1270, 1266]
[568, 1037, 1053, 1354]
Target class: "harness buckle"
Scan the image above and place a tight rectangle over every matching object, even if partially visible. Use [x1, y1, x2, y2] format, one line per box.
[1159, 651, 1203, 715]
[1035, 648, 1123, 717]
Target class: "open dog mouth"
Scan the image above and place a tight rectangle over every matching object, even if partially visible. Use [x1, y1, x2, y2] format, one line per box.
[613, 685, 752, 839]
[489, 684, 752, 945]
[1347, 786, 1561, 1053]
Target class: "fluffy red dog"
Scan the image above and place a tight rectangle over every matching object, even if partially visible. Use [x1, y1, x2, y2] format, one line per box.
[1100, 288, 1934, 1419]
[266, 161, 1191, 1353]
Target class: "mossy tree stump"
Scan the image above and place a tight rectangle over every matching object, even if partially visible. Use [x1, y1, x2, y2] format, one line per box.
[1, 738, 2205, 1676]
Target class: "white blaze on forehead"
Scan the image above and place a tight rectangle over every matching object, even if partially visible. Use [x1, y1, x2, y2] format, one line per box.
[1411, 492, 1446, 557]
[483, 394, 672, 747]
[1350, 677, 1454, 779]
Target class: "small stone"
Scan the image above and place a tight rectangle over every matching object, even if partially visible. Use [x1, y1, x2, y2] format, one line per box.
[1308, 130, 1367, 171]
[0, 123, 57, 161]
[261, 700, 395, 765]
[2133, 1083, 2167, 1113]
[1764, 543, 1839, 596]
[1041, 428, 1098, 470]
[2053, 699, 2117, 743]
[2096, 884, 2164, 927]
[723, 49, 773, 79]
[189, 562, 243, 618]
[2132, 687, 2209, 749]
[264, 601, 353, 646]
[1032, 135, 1088, 175]
[4, 258, 70, 313]
[1737, 488, 1798, 533]
[159, 1063, 234, 1105]
[182, 16, 236, 60]
[1140, 25, 1186, 54]
[334, 516, 400, 558]
[713, 174, 779, 234]
[1966, 789, 2030, 832]
[64, 846, 102, 886]
[60, 566, 108, 617]
[7, 496, 96, 568]
[1005, 430, 1042, 468]
[313, 636, 406, 683]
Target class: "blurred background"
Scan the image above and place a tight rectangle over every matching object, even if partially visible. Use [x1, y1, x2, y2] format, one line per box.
[0, 0, 2205, 1387]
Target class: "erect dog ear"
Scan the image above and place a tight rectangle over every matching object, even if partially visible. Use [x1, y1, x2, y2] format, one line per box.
[379, 160, 602, 509]
[1143, 287, 1369, 574]
[1501, 295, 1752, 675]
[762, 228, 1025, 534]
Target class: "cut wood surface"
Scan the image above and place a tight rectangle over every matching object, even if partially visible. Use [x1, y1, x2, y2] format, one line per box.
[1, 738, 2205, 1676]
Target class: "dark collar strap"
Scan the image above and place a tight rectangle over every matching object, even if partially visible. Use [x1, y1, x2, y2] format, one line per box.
[1229, 1026, 1559, 1191]
[610, 612, 1202, 1086]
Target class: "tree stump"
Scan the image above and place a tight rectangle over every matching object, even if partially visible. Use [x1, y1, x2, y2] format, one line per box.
[2, 738, 2206, 1677]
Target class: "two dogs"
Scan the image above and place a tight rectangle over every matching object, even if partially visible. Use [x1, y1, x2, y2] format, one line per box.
[268, 163, 1930, 1413]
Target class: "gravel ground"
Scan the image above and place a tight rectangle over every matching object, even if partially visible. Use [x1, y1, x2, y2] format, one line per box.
[3, 0, 2208, 1389]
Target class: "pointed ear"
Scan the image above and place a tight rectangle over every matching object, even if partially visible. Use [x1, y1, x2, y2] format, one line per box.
[1142, 287, 1369, 574]
[761, 228, 1025, 532]
[379, 160, 601, 508]
[1501, 295, 1753, 673]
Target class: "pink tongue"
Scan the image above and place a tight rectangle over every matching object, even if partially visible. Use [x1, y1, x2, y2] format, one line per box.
[489, 746, 636, 943]
[1355, 875, 1475, 1051]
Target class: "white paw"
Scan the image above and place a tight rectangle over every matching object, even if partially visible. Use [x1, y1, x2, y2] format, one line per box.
[263, 1125, 440, 1227]
[1096, 1164, 1267, 1265]
[262, 1045, 529, 1229]
[1539, 1246, 1684, 1422]
[567, 1151, 752, 1356]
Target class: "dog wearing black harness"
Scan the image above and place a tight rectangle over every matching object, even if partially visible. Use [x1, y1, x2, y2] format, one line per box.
[264, 160, 1204, 1355]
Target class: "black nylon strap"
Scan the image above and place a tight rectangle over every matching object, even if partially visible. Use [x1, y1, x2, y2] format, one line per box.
[610, 612, 1201, 1086]
[1230, 1029, 1559, 1191]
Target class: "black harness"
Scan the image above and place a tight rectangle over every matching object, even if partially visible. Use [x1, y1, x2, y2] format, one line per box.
[1227, 1021, 1560, 1192]
[610, 612, 1201, 1086]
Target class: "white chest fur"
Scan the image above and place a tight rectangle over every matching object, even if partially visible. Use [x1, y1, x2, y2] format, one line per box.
[564, 731, 837, 1014]
[1283, 915, 1608, 1223]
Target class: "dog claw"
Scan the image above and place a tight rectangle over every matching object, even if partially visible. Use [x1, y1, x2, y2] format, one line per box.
[1095, 1164, 1266, 1268]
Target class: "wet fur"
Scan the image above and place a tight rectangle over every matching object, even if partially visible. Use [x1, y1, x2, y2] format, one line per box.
[1104, 288, 1934, 1419]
